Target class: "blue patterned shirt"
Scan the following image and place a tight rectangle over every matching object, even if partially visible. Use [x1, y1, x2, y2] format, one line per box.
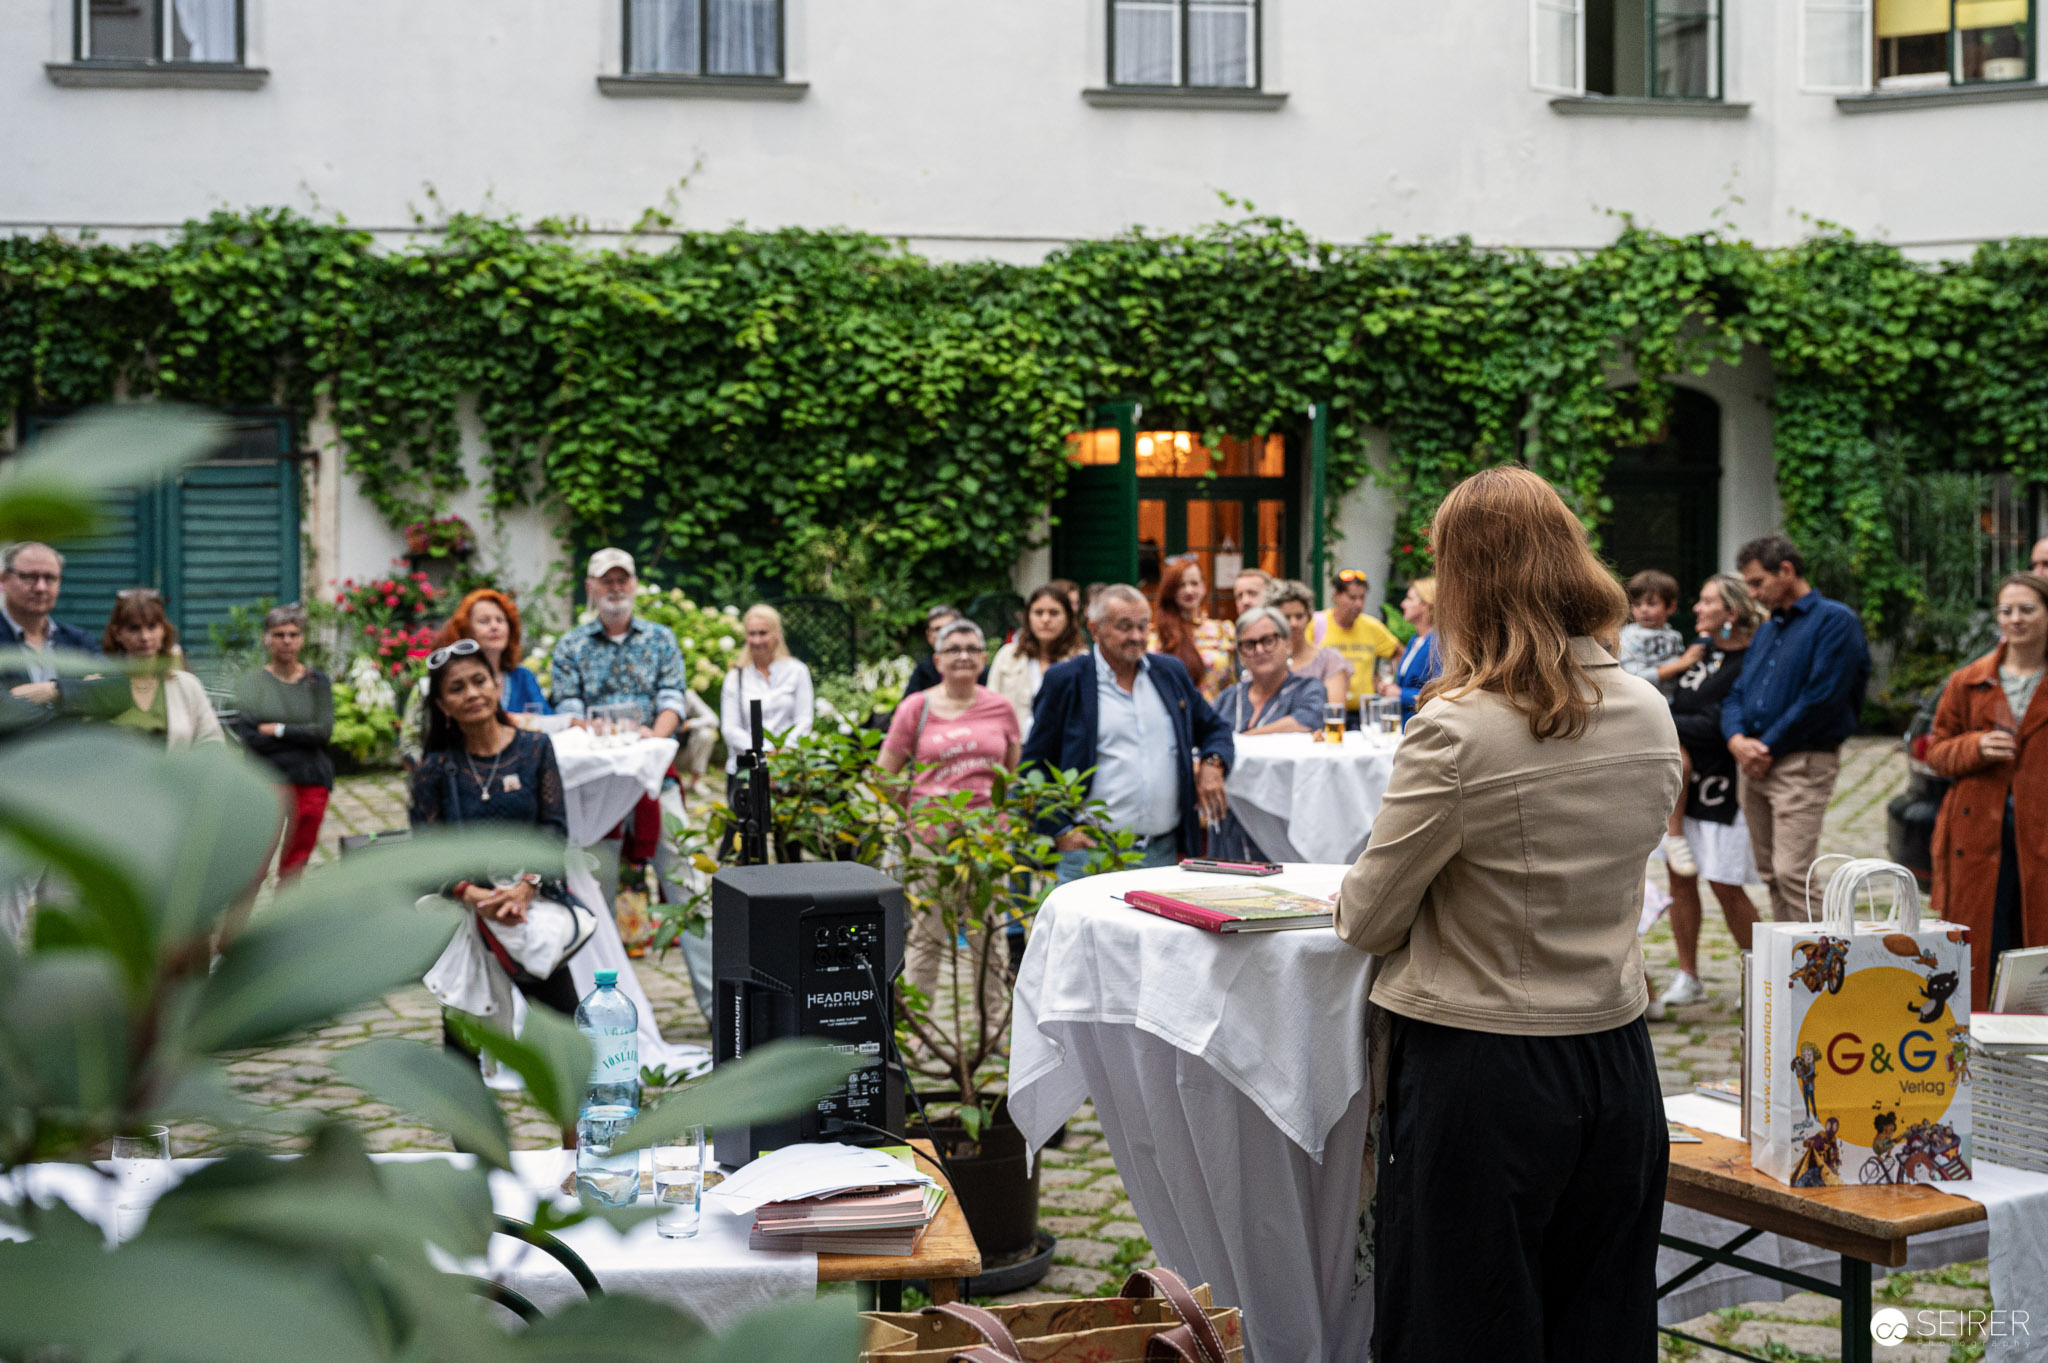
[548, 616, 687, 722]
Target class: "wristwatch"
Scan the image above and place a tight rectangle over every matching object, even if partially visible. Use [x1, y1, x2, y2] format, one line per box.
[1199, 753, 1227, 772]
[515, 872, 543, 891]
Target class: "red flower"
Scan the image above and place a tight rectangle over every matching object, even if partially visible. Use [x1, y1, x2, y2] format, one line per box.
[363, 625, 375, 637]
[341, 603, 354, 614]
[384, 594, 399, 607]
[379, 580, 395, 594]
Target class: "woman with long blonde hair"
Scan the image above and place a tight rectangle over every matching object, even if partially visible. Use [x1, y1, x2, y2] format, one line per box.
[1338, 466, 1681, 1362]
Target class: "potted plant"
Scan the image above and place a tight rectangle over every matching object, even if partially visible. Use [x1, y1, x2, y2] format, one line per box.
[673, 727, 1137, 1288]
[401, 513, 476, 591]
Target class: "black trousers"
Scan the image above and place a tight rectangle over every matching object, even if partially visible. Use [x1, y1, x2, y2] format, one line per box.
[1991, 798, 2025, 969]
[1372, 1013, 1669, 1363]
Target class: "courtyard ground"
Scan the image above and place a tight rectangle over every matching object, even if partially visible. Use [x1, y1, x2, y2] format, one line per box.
[199, 736, 1993, 1360]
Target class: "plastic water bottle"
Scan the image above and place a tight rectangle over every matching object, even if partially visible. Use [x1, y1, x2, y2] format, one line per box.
[574, 970, 642, 1206]
[576, 1103, 641, 1206]
[576, 969, 640, 1113]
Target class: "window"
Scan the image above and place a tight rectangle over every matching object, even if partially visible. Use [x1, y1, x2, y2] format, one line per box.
[1802, 0, 2034, 91]
[626, 0, 782, 79]
[1876, 0, 2031, 86]
[1109, 0, 1259, 88]
[1535, 0, 1722, 97]
[1544, 0, 1723, 97]
[78, 0, 240, 64]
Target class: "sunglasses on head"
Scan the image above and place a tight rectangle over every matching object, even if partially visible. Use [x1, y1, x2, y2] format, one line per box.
[117, 587, 161, 601]
[1335, 570, 1369, 586]
[427, 638, 483, 671]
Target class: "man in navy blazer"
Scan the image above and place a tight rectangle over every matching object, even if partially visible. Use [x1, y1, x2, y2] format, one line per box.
[2, 541, 102, 728]
[1021, 584, 1234, 883]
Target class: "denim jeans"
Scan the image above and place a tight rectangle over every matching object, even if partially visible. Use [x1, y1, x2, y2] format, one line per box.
[1053, 836, 1180, 886]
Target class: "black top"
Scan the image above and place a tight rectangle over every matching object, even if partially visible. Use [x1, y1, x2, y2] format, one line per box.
[232, 667, 336, 788]
[408, 729, 571, 901]
[1670, 643, 1749, 825]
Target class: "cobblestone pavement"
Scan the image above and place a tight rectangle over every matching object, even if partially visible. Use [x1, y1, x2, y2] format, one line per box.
[204, 739, 1994, 1353]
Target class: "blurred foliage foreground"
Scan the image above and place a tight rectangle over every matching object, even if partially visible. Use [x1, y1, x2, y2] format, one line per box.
[0, 407, 866, 1363]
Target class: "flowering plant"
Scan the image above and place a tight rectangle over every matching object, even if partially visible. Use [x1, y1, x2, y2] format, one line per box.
[331, 560, 439, 634]
[330, 654, 405, 762]
[403, 513, 475, 559]
[360, 622, 436, 683]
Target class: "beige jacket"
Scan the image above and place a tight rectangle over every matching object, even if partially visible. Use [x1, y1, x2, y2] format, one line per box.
[1337, 637, 1681, 1035]
[164, 670, 227, 750]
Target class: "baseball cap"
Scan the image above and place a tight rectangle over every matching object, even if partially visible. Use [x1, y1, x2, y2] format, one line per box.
[586, 547, 636, 580]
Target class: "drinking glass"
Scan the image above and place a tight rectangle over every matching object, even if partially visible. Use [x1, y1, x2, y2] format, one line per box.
[111, 1125, 171, 1240]
[653, 1130, 706, 1239]
[1378, 700, 1402, 738]
[1323, 702, 1346, 743]
[612, 702, 645, 734]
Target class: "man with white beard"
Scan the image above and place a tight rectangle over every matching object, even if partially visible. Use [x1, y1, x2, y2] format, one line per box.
[549, 549, 714, 1016]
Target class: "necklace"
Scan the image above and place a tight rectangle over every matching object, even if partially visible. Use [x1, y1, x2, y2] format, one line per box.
[464, 733, 510, 803]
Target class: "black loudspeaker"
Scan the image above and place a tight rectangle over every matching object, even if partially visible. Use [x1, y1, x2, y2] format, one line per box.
[711, 861, 906, 1167]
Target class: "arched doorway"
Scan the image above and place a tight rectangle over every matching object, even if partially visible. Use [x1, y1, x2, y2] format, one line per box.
[1602, 386, 1721, 636]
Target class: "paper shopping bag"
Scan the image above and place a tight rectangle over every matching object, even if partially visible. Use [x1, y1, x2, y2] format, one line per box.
[861, 1270, 1243, 1363]
[1748, 857, 1973, 1186]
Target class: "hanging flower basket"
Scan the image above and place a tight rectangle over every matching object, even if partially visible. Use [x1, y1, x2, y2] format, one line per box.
[403, 513, 475, 560]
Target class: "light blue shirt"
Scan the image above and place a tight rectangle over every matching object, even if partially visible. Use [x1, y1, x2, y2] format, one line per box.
[1091, 646, 1182, 839]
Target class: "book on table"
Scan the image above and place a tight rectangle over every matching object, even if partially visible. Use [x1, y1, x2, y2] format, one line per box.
[1120, 884, 1336, 933]
[739, 1147, 945, 1258]
[1991, 946, 2048, 1013]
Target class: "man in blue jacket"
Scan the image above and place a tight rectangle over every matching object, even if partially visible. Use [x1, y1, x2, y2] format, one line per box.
[1021, 583, 1234, 884]
[2, 541, 103, 725]
[1721, 534, 1871, 921]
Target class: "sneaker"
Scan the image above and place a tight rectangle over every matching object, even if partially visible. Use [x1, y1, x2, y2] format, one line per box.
[1648, 971, 1706, 1021]
[1662, 833, 1699, 878]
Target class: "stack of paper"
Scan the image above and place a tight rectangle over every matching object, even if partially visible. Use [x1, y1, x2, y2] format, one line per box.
[1969, 1014, 2048, 1175]
[709, 1142, 942, 1258]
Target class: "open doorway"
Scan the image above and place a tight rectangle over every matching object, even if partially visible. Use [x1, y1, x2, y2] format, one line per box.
[1602, 385, 1721, 636]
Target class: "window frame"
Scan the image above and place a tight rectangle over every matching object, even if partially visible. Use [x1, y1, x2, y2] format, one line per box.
[1106, 0, 1264, 91]
[1530, 0, 1588, 94]
[74, 0, 246, 66]
[620, 0, 787, 81]
[1646, 0, 1725, 99]
[1933, 0, 2036, 87]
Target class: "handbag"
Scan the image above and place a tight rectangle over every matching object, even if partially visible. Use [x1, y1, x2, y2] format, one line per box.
[860, 1269, 1241, 1363]
[1746, 855, 1973, 1186]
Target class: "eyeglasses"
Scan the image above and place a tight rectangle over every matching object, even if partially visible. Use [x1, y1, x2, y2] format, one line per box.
[7, 571, 59, 586]
[427, 638, 482, 670]
[1238, 632, 1285, 654]
[938, 646, 985, 658]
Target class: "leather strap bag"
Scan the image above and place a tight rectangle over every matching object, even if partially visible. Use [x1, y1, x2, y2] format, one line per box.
[871, 1267, 1240, 1363]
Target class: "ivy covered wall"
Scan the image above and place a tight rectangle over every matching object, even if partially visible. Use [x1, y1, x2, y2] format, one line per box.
[4, 209, 2046, 638]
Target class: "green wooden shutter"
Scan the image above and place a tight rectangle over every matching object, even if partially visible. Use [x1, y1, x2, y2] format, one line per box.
[169, 460, 301, 672]
[48, 485, 156, 643]
[1051, 402, 1140, 585]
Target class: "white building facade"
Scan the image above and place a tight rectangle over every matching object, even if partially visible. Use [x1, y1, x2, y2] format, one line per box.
[6, 0, 2044, 624]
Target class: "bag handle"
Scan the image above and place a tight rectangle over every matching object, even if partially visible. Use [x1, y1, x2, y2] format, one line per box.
[922, 1304, 1024, 1361]
[1145, 1327, 1201, 1363]
[1119, 1270, 1228, 1363]
[1807, 854, 1922, 933]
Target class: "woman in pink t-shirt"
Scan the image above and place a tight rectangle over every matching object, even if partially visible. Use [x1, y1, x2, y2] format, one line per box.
[880, 619, 1022, 806]
[879, 619, 1021, 1009]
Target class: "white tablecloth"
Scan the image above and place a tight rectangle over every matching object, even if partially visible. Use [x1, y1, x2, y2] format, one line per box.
[1223, 732, 1395, 865]
[6, 1151, 814, 1334]
[545, 730, 708, 1079]
[1009, 864, 1376, 1363]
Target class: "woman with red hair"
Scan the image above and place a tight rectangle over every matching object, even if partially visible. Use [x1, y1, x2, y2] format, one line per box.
[400, 588, 550, 768]
[1148, 557, 1235, 699]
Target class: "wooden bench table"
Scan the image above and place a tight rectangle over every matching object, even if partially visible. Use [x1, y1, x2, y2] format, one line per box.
[819, 1138, 981, 1309]
[1662, 1123, 1986, 1363]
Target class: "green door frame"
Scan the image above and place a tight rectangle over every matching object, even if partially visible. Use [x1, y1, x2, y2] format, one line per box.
[1050, 401, 1141, 586]
[1308, 401, 1329, 609]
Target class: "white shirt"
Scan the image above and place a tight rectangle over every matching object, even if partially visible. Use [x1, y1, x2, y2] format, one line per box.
[1090, 647, 1182, 839]
[720, 657, 815, 773]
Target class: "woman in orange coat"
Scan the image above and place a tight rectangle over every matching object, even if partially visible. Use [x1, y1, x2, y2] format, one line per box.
[1927, 571, 2048, 1011]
